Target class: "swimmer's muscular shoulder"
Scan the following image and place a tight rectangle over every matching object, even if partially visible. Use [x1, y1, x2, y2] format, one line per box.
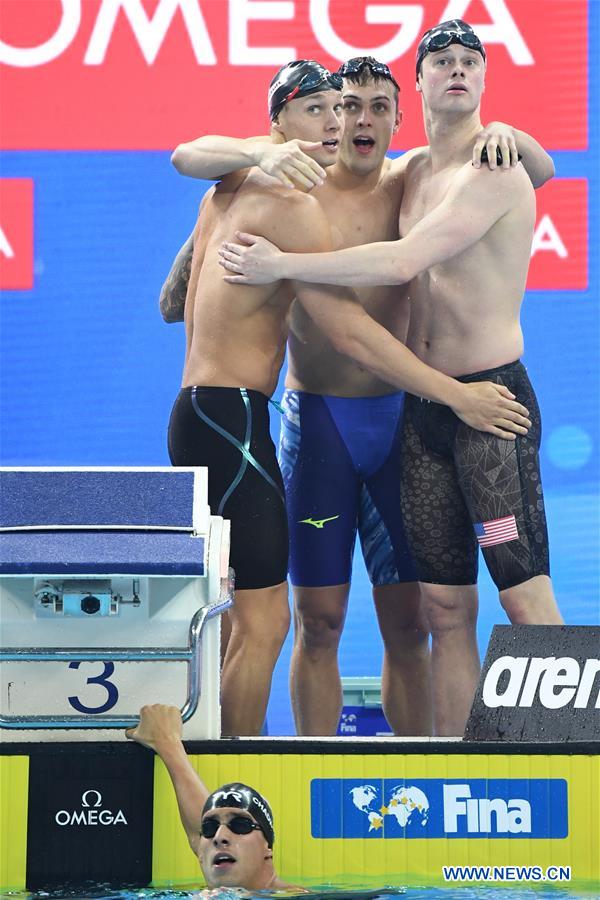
[389, 145, 430, 179]
[382, 146, 429, 202]
[247, 187, 333, 253]
[278, 193, 332, 252]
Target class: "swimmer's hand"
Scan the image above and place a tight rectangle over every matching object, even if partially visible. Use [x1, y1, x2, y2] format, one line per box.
[253, 139, 326, 190]
[219, 232, 282, 285]
[473, 122, 519, 171]
[452, 382, 531, 440]
[125, 703, 183, 752]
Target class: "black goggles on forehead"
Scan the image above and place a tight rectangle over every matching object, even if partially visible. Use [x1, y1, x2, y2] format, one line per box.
[418, 29, 485, 74]
[427, 29, 484, 54]
[284, 69, 343, 103]
[337, 59, 399, 92]
[201, 814, 263, 839]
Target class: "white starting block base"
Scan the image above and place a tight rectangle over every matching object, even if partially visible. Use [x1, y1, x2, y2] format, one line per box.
[0, 575, 222, 742]
[0, 467, 231, 742]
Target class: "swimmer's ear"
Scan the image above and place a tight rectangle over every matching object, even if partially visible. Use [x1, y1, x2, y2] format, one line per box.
[271, 117, 285, 140]
[393, 109, 403, 134]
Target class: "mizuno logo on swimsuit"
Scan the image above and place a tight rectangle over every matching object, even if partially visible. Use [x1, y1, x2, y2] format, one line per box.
[299, 515, 340, 529]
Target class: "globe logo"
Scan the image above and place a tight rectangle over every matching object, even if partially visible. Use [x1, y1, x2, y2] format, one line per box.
[386, 785, 429, 827]
[349, 783, 429, 831]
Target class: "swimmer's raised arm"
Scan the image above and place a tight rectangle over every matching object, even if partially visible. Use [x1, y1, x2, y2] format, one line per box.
[220, 163, 527, 288]
[391, 125, 553, 189]
[159, 232, 194, 323]
[126, 704, 208, 855]
[472, 121, 554, 187]
[171, 134, 326, 190]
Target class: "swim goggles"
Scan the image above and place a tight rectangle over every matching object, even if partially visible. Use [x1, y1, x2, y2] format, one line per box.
[337, 58, 400, 93]
[416, 26, 486, 75]
[201, 814, 263, 839]
[284, 68, 343, 104]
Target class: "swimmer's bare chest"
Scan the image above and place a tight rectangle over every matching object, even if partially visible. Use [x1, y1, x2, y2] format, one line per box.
[182, 178, 294, 393]
[399, 159, 529, 374]
[287, 174, 409, 396]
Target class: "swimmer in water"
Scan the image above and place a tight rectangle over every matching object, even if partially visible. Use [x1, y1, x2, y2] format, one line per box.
[217, 23, 563, 736]
[126, 705, 302, 890]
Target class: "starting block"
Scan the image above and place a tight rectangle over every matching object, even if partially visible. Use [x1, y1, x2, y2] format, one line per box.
[0, 467, 232, 741]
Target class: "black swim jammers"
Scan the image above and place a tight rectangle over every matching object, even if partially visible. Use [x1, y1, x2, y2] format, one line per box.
[168, 387, 288, 590]
[400, 360, 550, 591]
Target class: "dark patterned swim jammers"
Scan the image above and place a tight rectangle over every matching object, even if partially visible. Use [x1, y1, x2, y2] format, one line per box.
[168, 386, 288, 591]
[400, 360, 550, 591]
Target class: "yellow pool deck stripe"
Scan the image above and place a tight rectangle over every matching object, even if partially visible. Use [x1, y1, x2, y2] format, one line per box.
[152, 751, 600, 888]
[0, 755, 29, 891]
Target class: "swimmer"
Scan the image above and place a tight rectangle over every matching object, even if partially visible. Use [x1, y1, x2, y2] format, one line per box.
[126, 705, 302, 890]
[165, 56, 544, 738]
[218, 24, 563, 736]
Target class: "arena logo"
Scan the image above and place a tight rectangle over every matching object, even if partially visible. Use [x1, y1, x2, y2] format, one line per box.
[0, 0, 533, 68]
[54, 788, 128, 826]
[482, 655, 600, 710]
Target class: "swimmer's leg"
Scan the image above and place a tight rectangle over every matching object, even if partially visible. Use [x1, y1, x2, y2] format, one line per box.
[220, 582, 290, 737]
[220, 609, 232, 668]
[500, 575, 562, 624]
[417, 583, 480, 736]
[168, 386, 290, 737]
[454, 365, 563, 626]
[373, 583, 431, 736]
[280, 391, 359, 736]
[361, 418, 431, 736]
[290, 582, 350, 736]
[400, 401, 480, 736]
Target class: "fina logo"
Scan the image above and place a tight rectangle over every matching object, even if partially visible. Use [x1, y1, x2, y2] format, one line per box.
[444, 785, 530, 834]
[310, 777, 569, 839]
[339, 713, 357, 734]
[350, 783, 529, 834]
[55, 789, 128, 827]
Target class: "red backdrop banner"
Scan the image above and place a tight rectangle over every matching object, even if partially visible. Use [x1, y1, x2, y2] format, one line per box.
[527, 179, 588, 292]
[0, 179, 34, 290]
[0, 0, 588, 150]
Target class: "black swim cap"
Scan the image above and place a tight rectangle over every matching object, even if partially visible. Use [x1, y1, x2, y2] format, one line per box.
[201, 782, 275, 848]
[416, 20, 486, 77]
[268, 59, 343, 121]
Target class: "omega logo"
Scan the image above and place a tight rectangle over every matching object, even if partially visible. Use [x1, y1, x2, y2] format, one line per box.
[55, 788, 128, 826]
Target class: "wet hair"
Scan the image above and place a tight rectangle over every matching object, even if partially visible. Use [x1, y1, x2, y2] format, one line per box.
[338, 56, 400, 110]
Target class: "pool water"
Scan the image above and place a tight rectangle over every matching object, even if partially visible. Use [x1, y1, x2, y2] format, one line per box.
[3, 884, 597, 900]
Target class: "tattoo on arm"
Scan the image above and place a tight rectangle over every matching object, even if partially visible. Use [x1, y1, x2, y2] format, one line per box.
[159, 234, 194, 323]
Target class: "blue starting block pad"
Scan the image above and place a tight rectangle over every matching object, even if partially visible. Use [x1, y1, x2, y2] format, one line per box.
[0, 468, 208, 577]
[0, 468, 231, 741]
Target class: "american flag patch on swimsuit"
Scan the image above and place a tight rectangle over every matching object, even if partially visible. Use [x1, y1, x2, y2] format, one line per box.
[474, 514, 519, 547]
